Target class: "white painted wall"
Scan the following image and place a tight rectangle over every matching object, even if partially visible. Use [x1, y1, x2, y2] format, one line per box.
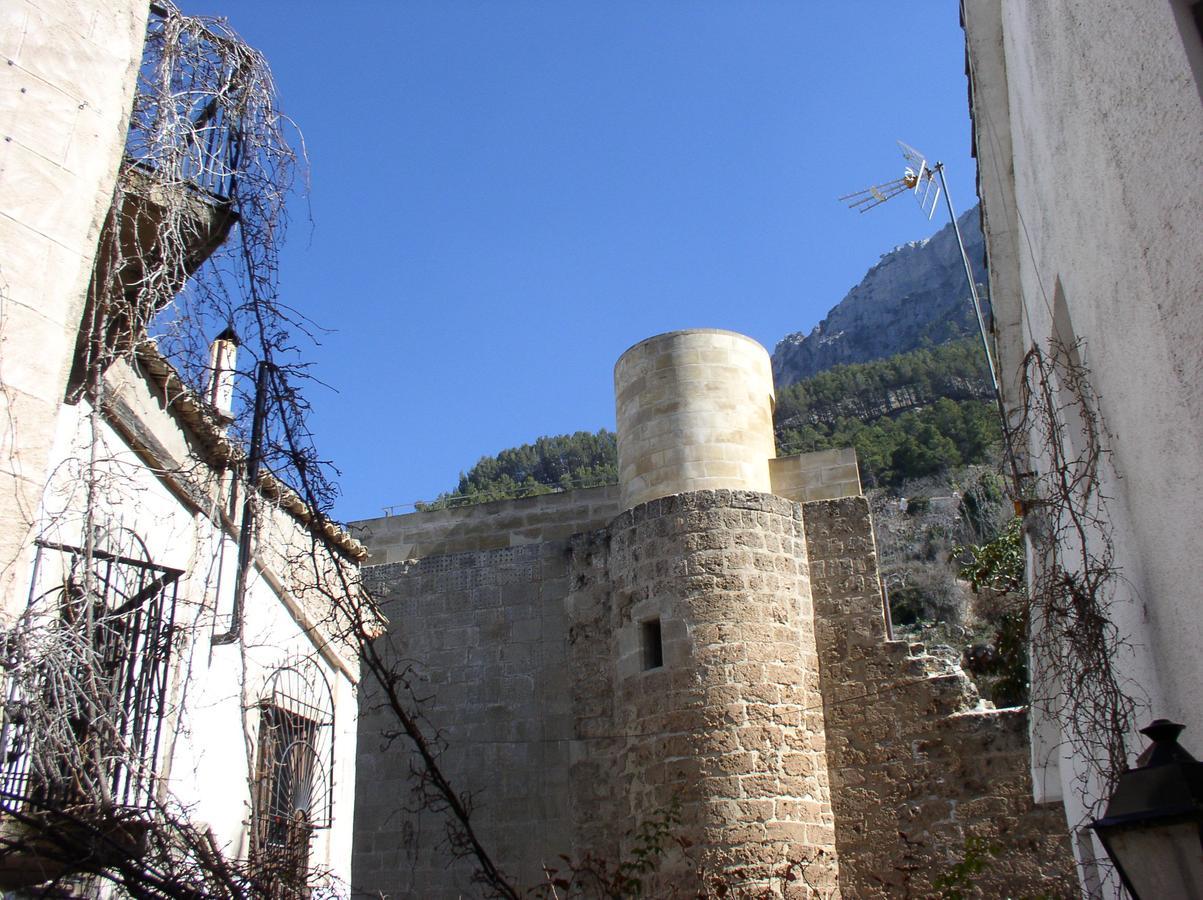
[0, 2, 365, 889]
[965, 0, 1203, 892]
[34, 379, 361, 888]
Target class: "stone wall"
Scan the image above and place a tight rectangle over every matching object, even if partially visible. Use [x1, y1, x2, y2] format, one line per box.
[351, 484, 1076, 898]
[598, 491, 839, 896]
[0, 0, 149, 616]
[803, 496, 1076, 897]
[352, 522, 593, 896]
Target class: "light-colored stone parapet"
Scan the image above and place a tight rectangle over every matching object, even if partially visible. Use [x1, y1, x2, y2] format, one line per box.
[614, 329, 775, 510]
[770, 447, 862, 503]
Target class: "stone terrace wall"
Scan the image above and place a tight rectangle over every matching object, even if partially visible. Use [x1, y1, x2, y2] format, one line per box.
[802, 497, 1076, 897]
[351, 483, 1077, 897]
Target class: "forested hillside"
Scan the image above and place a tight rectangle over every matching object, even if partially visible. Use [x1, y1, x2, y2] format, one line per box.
[422, 430, 617, 508]
[774, 339, 999, 486]
[774, 339, 991, 426]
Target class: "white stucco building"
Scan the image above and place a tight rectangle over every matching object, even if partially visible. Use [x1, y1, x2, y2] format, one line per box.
[963, 0, 1203, 893]
[0, 1, 375, 893]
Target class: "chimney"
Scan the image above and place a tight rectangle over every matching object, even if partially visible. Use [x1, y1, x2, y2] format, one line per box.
[206, 325, 239, 424]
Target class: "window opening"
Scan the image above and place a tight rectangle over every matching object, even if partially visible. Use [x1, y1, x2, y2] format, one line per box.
[250, 658, 334, 896]
[641, 618, 664, 670]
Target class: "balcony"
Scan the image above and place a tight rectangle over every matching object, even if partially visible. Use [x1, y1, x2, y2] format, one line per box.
[0, 539, 181, 889]
[68, 4, 246, 398]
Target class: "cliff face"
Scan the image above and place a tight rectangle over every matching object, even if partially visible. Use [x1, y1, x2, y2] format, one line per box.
[772, 206, 987, 387]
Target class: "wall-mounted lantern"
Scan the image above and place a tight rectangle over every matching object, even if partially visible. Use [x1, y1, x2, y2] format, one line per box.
[1090, 719, 1203, 898]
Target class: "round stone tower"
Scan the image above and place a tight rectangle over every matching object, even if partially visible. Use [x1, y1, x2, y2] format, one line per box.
[608, 330, 839, 897]
[614, 329, 777, 510]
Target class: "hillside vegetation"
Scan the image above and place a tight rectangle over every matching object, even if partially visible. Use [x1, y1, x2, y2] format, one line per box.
[422, 430, 617, 508]
[774, 339, 999, 487]
[429, 339, 998, 506]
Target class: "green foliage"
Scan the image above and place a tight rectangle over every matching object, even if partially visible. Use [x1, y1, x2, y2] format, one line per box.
[775, 340, 1001, 487]
[614, 801, 684, 897]
[423, 430, 618, 508]
[933, 836, 998, 900]
[533, 802, 689, 899]
[955, 518, 1030, 707]
[777, 397, 1001, 487]
[933, 834, 1069, 900]
[957, 516, 1025, 595]
[774, 338, 993, 426]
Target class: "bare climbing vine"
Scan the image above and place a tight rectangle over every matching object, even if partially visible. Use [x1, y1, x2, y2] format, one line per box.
[1012, 337, 1138, 813]
[0, 4, 521, 897]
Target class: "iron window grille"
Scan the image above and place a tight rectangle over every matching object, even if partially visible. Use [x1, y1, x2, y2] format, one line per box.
[250, 659, 334, 896]
[0, 538, 182, 815]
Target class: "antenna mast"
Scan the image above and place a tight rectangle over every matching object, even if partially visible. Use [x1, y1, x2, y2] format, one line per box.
[840, 140, 1022, 507]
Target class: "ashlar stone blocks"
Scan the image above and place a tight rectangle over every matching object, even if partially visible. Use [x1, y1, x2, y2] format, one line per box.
[615, 330, 776, 510]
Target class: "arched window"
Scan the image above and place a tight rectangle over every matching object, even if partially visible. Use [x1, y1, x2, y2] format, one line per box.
[250, 657, 334, 894]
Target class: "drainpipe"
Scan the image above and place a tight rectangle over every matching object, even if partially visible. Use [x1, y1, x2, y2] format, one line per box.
[213, 360, 271, 646]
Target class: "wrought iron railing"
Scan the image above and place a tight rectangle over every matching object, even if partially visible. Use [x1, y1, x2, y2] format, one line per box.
[124, 5, 245, 202]
[0, 540, 182, 815]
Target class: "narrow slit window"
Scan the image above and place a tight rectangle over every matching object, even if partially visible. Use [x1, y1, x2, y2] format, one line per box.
[641, 618, 664, 670]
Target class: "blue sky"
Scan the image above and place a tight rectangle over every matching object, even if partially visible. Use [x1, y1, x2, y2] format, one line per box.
[193, 2, 979, 521]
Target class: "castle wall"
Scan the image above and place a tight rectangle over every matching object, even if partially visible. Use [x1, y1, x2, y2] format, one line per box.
[351, 488, 842, 899]
[350, 489, 619, 897]
[352, 489, 1077, 898]
[351, 328, 1074, 897]
[803, 496, 1076, 897]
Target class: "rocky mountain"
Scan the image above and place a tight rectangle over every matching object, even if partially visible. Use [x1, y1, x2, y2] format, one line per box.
[772, 205, 987, 387]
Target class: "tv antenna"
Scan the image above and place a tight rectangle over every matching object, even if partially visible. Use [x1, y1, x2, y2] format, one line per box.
[839, 141, 942, 220]
[840, 140, 1024, 508]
